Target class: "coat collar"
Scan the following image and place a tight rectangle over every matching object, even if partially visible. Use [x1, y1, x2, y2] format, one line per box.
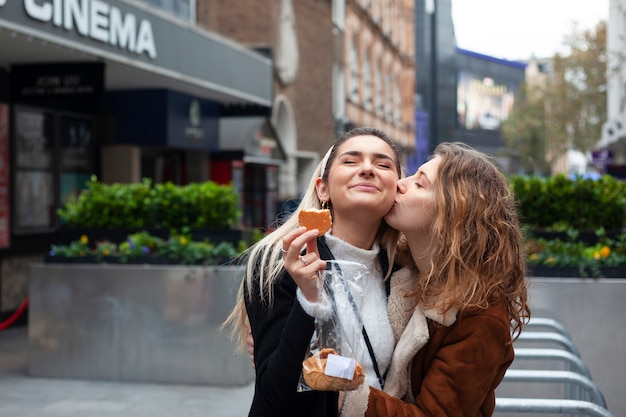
[383, 267, 458, 400]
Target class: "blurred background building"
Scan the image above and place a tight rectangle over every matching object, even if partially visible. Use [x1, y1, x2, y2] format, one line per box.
[0, 0, 416, 318]
[0, 0, 619, 324]
[200, 0, 416, 209]
[598, 0, 626, 177]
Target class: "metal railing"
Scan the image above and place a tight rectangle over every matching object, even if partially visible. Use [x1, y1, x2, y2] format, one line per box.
[524, 317, 573, 339]
[513, 348, 592, 378]
[503, 370, 606, 408]
[495, 317, 612, 417]
[496, 398, 615, 417]
[516, 331, 581, 357]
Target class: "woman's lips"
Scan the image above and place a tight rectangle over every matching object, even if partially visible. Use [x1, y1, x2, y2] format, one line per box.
[351, 182, 379, 191]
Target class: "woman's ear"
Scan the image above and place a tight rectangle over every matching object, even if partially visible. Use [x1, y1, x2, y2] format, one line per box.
[315, 178, 329, 202]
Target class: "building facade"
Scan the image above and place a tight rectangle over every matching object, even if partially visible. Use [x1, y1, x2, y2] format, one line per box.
[0, 0, 279, 316]
[201, 0, 415, 205]
[454, 48, 526, 173]
[598, 0, 626, 177]
[412, 0, 527, 175]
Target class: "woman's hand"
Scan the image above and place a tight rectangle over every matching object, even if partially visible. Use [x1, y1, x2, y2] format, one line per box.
[281, 226, 326, 302]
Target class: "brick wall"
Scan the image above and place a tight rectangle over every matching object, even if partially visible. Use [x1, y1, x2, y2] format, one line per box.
[200, 0, 336, 153]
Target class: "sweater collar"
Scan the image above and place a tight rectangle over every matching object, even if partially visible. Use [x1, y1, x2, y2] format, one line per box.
[324, 233, 380, 268]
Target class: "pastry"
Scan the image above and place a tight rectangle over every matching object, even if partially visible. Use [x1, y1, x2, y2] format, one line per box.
[298, 209, 332, 235]
[302, 348, 364, 391]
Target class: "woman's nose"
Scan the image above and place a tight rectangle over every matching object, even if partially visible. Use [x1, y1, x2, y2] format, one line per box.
[359, 161, 374, 176]
[396, 178, 408, 193]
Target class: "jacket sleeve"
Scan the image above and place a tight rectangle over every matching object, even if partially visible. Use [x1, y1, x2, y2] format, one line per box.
[245, 268, 331, 416]
[342, 313, 513, 417]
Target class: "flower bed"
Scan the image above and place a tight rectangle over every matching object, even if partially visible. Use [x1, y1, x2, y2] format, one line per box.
[526, 229, 626, 278]
[46, 229, 246, 266]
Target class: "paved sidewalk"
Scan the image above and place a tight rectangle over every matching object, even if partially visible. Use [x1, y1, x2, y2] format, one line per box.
[0, 326, 254, 417]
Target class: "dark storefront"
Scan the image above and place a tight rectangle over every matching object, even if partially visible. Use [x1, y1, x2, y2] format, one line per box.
[0, 0, 279, 314]
[454, 48, 526, 172]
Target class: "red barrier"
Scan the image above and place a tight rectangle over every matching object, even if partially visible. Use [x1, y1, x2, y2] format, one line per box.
[0, 298, 29, 330]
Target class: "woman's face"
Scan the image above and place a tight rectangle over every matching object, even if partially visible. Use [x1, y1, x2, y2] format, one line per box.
[316, 135, 399, 218]
[384, 156, 441, 237]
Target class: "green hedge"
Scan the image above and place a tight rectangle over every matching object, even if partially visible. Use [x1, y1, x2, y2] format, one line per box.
[57, 176, 240, 229]
[510, 174, 626, 230]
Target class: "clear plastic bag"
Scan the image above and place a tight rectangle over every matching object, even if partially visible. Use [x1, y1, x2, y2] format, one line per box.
[297, 260, 369, 392]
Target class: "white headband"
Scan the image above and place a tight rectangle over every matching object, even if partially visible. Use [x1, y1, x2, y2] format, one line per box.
[319, 145, 334, 178]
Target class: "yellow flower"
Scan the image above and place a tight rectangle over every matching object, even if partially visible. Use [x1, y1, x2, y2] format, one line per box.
[600, 246, 611, 258]
[529, 253, 537, 260]
[546, 257, 555, 265]
[103, 249, 110, 256]
[179, 236, 188, 245]
[80, 235, 89, 244]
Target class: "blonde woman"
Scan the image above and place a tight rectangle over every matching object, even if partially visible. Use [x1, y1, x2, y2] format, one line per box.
[226, 127, 402, 417]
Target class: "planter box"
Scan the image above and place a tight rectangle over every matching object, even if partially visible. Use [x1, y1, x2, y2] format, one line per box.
[28, 263, 253, 386]
[528, 265, 626, 278]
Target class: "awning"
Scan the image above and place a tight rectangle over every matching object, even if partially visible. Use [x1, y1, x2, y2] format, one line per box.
[0, 0, 272, 113]
[218, 117, 287, 165]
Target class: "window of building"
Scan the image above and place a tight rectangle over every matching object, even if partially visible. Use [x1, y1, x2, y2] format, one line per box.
[363, 49, 372, 110]
[132, 0, 195, 23]
[374, 62, 383, 116]
[384, 73, 392, 121]
[332, 0, 345, 30]
[349, 37, 360, 102]
[393, 80, 401, 125]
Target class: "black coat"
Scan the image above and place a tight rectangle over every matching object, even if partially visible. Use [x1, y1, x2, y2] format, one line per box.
[244, 237, 395, 417]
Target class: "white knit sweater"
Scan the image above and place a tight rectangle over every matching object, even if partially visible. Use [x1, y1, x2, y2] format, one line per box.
[297, 234, 394, 390]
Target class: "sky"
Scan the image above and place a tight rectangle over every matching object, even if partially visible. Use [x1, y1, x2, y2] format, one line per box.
[452, 0, 609, 62]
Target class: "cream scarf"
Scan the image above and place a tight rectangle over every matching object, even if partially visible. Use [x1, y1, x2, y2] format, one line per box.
[342, 267, 458, 416]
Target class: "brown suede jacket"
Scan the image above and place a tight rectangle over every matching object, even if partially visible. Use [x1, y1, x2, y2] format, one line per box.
[342, 267, 514, 417]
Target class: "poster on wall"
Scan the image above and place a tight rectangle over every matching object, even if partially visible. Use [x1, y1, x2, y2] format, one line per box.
[0, 104, 10, 248]
[15, 110, 53, 169]
[457, 71, 516, 131]
[14, 108, 56, 233]
[60, 114, 94, 171]
[16, 171, 54, 230]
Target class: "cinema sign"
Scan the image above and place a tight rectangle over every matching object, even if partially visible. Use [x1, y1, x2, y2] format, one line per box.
[21, 0, 157, 59]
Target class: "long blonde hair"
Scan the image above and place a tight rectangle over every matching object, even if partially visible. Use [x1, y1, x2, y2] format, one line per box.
[223, 127, 402, 348]
[405, 142, 530, 339]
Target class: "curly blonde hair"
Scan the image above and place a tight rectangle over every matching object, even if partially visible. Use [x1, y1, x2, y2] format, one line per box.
[405, 142, 530, 339]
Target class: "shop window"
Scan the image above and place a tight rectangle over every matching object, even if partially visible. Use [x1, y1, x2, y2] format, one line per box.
[14, 109, 55, 233]
[242, 164, 278, 229]
[59, 114, 95, 206]
[13, 107, 95, 234]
